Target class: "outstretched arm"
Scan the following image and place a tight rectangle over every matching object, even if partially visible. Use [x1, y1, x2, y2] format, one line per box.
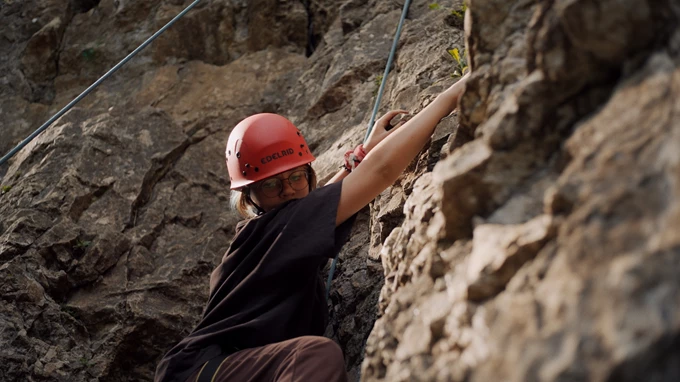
[336, 74, 469, 225]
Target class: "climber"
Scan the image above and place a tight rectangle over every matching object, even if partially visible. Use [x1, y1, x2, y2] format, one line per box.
[153, 72, 470, 382]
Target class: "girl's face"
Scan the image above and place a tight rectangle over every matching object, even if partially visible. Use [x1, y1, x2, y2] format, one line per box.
[248, 166, 310, 212]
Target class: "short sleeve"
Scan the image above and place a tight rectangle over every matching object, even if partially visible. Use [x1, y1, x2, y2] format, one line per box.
[264, 181, 356, 271]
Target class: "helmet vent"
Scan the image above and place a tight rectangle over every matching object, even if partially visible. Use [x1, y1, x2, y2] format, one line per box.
[236, 152, 241, 158]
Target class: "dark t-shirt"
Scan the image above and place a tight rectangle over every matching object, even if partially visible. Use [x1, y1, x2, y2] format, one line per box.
[155, 181, 355, 382]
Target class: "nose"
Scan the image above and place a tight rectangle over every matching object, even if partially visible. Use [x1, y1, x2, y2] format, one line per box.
[279, 179, 295, 198]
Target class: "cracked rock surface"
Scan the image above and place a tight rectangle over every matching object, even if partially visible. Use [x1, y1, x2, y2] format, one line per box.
[362, 0, 680, 381]
[2, 0, 680, 381]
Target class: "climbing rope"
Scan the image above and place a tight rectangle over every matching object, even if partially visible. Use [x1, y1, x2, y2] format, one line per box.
[326, 0, 412, 301]
[364, 0, 413, 142]
[0, 0, 205, 167]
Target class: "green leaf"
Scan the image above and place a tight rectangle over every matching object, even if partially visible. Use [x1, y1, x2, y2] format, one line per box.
[448, 48, 461, 64]
[451, 4, 467, 19]
[79, 356, 92, 368]
[74, 239, 92, 249]
[81, 48, 96, 61]
[374, 75, 384, 87]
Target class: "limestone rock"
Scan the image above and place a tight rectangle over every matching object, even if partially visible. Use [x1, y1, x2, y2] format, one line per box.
[433, 140, 493, 241]
[3, 0, 680, 381]
[363, 0, 680, 381]
[20, 17, 65, 96]
[0, 45, 307, 380]
[467, 214, 556, 301]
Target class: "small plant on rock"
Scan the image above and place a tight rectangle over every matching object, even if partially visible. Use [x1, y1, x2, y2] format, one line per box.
[79, 356, 92, 368]
[432, 2, 468, 29]
[1, 185, 12, 195]
[450, 3, 468, 20]
[448, 47, 469, 78]
[74, 239, 92, 250]
[373, 75, 384, 97]
[81, 47, 96, 61]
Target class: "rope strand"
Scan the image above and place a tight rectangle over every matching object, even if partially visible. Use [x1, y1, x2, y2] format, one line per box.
[327, 0, 412, 301]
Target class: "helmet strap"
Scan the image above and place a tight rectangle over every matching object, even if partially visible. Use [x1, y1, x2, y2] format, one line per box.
[244, 188, 266, 216]
[306, 163, 313, 192]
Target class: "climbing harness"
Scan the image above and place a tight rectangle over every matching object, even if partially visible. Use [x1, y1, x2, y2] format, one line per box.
[0, 0, 205, 166]
[326, 0, 412, 301]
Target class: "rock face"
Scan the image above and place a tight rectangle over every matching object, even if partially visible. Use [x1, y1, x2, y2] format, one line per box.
[1, 0, 679, 382]
[362, 0, 680, 381]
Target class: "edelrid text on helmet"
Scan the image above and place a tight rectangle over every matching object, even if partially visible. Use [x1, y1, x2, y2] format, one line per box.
[261, 148, 296, 164]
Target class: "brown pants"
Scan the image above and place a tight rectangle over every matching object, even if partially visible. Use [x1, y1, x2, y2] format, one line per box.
[186, 336, 349, 382]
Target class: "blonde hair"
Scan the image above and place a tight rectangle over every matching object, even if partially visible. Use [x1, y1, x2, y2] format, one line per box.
[230, 165, 318, 218]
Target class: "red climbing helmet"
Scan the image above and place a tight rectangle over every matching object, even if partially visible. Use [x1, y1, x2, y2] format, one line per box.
[226, 113, 315, 190]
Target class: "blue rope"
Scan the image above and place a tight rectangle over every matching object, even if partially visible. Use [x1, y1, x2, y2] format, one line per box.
[326, 0, 412, 302]
[0, 0, 205, 167]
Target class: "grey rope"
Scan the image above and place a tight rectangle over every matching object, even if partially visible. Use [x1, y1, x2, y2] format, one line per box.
[0, 0, 205, 166]
[363, 0, 413, 143]
[327, 0, 412, 302]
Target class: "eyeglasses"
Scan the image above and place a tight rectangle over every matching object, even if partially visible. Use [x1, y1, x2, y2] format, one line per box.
[254, 170, 309, 198]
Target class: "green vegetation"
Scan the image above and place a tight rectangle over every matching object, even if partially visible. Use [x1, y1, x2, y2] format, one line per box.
[74, 239, 92, 249]
[450, 3, 468, 20]
[79, 356, 92, 368]
[428, 3, 441, 10]
[1, 185, 12, 194]
[375, 74, 384, 88]
[448, 47, 469, 78]
[81, 48, 96, 61]
[373, 75, 384, 96]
